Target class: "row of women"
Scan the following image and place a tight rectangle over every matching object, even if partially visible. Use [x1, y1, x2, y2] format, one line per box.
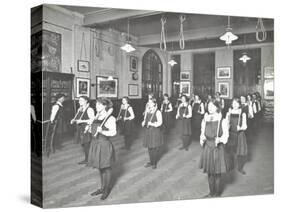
[48, 89, 262, 200]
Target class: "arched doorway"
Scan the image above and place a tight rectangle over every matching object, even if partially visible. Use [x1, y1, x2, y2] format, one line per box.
[142, 49, 163, 100]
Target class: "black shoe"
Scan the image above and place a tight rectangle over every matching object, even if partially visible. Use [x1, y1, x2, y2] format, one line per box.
[152, 165, 157, 169]
[203, 193, 214, 198]
[144, 162, 152, 168]
[238, 169, 246, 175]
[185, 147, 189, 151]
[78, 160, 87, 165]
[179, 146, 185, 150]
[100, 191, 110, 200]
[90, 189, 103, 196]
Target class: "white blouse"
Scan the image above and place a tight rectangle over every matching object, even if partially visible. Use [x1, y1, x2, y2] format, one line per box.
[101, 116, 117, 137]
[200, 113, 229, 146]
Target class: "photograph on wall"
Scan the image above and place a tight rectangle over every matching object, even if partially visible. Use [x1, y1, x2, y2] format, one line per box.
[130, 56, 138, 72]
[217, 67, 231, 79]
[128, 84, 139, 96]
[180, 81, 190, 96]
[218, 82, 230, 98]
[42, 30, 61, 72]
[180, 71, 190, 80]
[78, 60, 90, 72]
[31, 3, 274, 210]
[264, 79, 274, 100]
[264, 66, 274, 78]
[76, 78, 90, 97]
[96, 76, 118, 98]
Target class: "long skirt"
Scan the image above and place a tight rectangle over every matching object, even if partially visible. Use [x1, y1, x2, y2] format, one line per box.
[161, 112, 171, 133]
[143, 127, 163, 148]
[88, 135, 115, 169]
[179, 118, 192, 136]
[199, 140, 228, 174]
[119, 119, 134, 137]
[236, 132, 248, 156]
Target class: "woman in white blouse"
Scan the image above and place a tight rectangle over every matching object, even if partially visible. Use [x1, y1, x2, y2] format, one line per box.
[142, 98, 163, 169]
[88, 98, 116, 200]
[199, 98, 229, 197]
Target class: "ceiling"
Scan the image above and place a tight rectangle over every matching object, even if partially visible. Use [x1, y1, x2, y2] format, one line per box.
[58, 5, 274, 49]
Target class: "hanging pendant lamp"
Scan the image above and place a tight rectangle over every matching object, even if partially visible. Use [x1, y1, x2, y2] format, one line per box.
[121, 19, 136, 53]
[168, 42, 177, 66]
[239, 35, 251, 64]
[220, 16, 238, 46]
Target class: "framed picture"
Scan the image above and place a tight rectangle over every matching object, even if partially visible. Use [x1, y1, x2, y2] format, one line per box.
[218, 82, 229, 98]
[76, 78, 90, 97]
[180, 71, 190, 80]
[264, 79, 274, 100]
[264, 67, 274, 78]
[217, 67, 231, 79]
[128, 84, 139, 96]
[78, 60, 90, 72]
[96, 76, 118, 98]
[180, 81, 190, 96]
[130, 56, 138, 72]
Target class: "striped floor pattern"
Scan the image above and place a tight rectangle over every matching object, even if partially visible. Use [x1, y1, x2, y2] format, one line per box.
[31, 122, 274, 208]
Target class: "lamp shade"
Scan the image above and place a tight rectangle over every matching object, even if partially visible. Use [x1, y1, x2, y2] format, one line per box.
[168, 59, 177, 66]
[220, 28, 238, 45]
[120, 43, 136, 53]
[239, 52, 251, 63]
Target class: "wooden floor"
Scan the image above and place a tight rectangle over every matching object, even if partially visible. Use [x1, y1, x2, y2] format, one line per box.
[31, 122, 274, 208]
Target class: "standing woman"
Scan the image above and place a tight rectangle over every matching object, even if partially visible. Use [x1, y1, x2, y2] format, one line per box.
[142, 98, 163, 169]
[199, 99, 229, 197]
[176, 95, 192, 151]
[246, 94, 254, 134]
[192, 95, 205, 140]
[227, 98, 248, 175]
[88, 98, 117, 200]
[70, 96, 95, 165]
[252, 93, 261, 129]
[117, 97, 135, 150]
[215, 92, 225, 110]
[47, 93, 65, 155]
[205, 94, 212, 113]
[160, 93, 173, 135]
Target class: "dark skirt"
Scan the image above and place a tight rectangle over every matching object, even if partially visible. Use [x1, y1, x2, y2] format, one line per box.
[119, 119, 134, 137]
[179, 118, 192, 136]
[236, 132, 247, 156]
[143, 127, 163, 148]
[227, 131, 238, 147]
[192, 114, 203, 129]
[77, 125, 92, 144]
[199, 140, 228, 174]
[161, 112, 171, 132]
[88, 135, 115, 169]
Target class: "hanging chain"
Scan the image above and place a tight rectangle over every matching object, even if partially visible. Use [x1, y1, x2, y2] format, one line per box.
[179, 15, 186, 50]
[160, 16, 167, 51]
[256, 18, 267, 42]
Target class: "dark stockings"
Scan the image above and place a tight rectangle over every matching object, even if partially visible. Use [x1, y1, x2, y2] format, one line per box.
[148, 147, 160, 166]
[182, 135, 192, 150]
[207, 173, 222, 197]
[237, 155, 246, 174]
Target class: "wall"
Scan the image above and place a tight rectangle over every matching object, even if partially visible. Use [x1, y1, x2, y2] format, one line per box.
[175, 43, 273, 100]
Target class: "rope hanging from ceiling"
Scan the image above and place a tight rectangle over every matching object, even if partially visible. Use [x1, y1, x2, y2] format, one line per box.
[256, 18, 267, 42]
[179, 15, 186, 50]
[160, 16, 167, 51]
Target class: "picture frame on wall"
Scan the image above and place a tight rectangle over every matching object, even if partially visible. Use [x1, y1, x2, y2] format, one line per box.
[264, 79, 274, 100]
[76, 77, 90, 97]
[218, 82, 230, 98]
[77, 60, 90, 72]
[96, 76, 118, 98]
[130, 56, 138, 72]
[128, 84, 139, 96]
[264, 67, 274, 78]
[180, 81, 190, 96]
[180, 71, 190, 80]
[217, 67, 231, 79]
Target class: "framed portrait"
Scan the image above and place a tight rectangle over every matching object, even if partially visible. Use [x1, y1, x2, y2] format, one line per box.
[218, 82, 229, 98]
[217, 67, 231, 79]
[264, 67, 274, 78]
[180, 81, 190, 96]
[96, 76, 118, 98]
[180, 71, 190, 80]
[130, 56, 138, 72]
[128, 84, 139, 96]
[78, 60, 90, 72]
[76, 78, 90, 97]
[264, 79, 274, 100]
